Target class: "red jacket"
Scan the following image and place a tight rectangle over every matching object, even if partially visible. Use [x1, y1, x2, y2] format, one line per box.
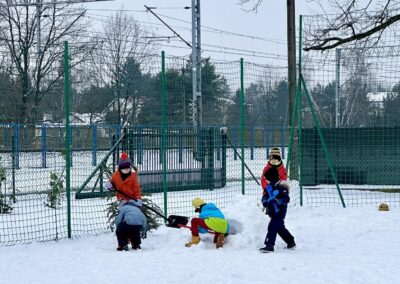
[110, 171, 142, 201]
[261, 162, 287, 189]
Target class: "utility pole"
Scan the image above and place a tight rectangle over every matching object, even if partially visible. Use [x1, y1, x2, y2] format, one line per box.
[287, 0, 298, 179]
[191, 0, 202, 128]
[287, 0, 296, 130]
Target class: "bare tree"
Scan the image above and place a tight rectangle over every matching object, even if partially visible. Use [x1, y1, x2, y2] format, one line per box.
[0, 1, 89, 123]
[304, 0, 400, 51]
[340, 50, 372, 127]
[94, 10, 156, 126]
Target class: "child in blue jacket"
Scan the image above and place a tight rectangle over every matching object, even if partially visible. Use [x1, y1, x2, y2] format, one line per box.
[260, 166, 296, 253]
[185, 198, 229, 249]
[115, 199, 147, 251]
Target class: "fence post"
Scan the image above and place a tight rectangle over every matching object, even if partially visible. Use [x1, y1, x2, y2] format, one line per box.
[64, 41, 72, 238]
[128, 127, 134, 165]
[137, 126, 143, 165]
[13, 124, 19, 169]
[69, 126, 73, 168]
[240, 58, 245, 195]
[116, 125, 121, 159]
[250, 127, 254, 160]
[208, 127, 215, 190]
[112, 134, 116, 170]
[161, 51, 168, 219]
[281, 127, 286, 160]
[178, 126, 183, 164]
[11, 135, 16, 203]
[221, 131, 227, 187]
[233, 127, 238, 160]
[41, 124, 47, 168]
[92, 124, 97, 166]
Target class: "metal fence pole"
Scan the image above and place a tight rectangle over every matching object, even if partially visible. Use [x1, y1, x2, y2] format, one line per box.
[161, 51, 168, 218]
[64, 41, 72, 238]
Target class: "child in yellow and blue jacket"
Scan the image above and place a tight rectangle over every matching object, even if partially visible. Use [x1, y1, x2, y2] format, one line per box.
[185, 198, 229, 249]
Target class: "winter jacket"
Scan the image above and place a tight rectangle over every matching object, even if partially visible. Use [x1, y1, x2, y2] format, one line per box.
[199, 203, 229, 234]
[261, 162, 287, 190]
[261, 181, 290, 218]
[115, 200, 147, 233]
[110, 170, 141, 201]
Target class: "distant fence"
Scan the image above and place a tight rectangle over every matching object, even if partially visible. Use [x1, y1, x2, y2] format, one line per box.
[0, 123, 287, 169]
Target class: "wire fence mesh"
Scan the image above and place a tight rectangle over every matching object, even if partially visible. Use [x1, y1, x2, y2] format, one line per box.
[292, 13, 400, 207]
[1, 7, 400, 246]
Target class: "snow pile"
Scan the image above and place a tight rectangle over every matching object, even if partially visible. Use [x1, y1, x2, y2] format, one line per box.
[1, 196, 399, 284]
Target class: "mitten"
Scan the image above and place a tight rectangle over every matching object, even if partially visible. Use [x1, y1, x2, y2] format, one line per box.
[104, 181, 113, 190]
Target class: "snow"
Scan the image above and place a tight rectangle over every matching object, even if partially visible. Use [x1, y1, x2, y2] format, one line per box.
[1, 196, 399, 284]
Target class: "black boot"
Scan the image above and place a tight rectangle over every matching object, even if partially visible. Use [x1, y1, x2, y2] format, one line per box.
[132, 244, 141, 250]
[285, 241, 296, 250]
[259, 245, 274, 253]
[117, 245, 129, 251]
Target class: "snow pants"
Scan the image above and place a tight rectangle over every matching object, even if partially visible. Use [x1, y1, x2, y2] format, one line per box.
[116, 223, 142, 247]
[190, 217, 223, 243]
[264, 206, 294, 247]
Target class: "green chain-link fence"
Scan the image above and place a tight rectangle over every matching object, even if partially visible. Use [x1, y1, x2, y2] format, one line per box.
[0, 37, 292, 245]
[2, 11, 400, 246]
[289, 14, 400, 207]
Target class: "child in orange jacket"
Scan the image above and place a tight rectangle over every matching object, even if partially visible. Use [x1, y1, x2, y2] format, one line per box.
[109, 152, 141, 201]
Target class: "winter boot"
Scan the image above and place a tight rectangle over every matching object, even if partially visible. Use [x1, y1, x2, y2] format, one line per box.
[285, 241, 296, 250]
[132, 244, 141, 250]
[216, 234, 225, 249]
[117, 245, 129, 251]
[259, 245, 274, 253]
[185, 236, 200, 247]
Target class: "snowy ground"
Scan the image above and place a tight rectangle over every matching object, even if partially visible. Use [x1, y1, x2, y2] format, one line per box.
[1, 196, 399, 284]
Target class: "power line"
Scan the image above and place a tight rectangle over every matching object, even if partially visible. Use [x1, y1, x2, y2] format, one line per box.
[144, 5, 191, 48]
[79, 8, 287, 45]
[84, 15, 286, 59]
[0, 0, 114, 7]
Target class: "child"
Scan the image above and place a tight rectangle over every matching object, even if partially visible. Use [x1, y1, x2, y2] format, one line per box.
[185, 198, 229, 249]
[260, 147, 287, 190]
[109, 152, 141, 201]
[115, 199, 147, 251]
[260, 166, 296, 253]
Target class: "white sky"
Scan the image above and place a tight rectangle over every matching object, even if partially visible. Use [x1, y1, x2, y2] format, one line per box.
[83, 0, 321, 65]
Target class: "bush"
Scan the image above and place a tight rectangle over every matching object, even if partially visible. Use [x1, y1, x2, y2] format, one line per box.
[0, 158, 13, 214]
[45, 171, 64, 209]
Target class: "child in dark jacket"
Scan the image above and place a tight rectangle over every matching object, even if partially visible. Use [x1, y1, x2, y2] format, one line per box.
[115, 199, 147, 251]
[260, 166, 296, 253]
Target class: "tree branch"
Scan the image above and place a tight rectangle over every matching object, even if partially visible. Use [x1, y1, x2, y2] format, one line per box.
[304, 13, 400, 51]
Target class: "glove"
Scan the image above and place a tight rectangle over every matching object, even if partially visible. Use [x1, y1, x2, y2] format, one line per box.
[263, 206, 270, 215]
[261, 195, 269, 208]
[104, 181, 114, 190]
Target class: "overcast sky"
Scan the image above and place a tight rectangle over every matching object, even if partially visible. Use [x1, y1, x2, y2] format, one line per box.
[83, 0, 321, 65]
